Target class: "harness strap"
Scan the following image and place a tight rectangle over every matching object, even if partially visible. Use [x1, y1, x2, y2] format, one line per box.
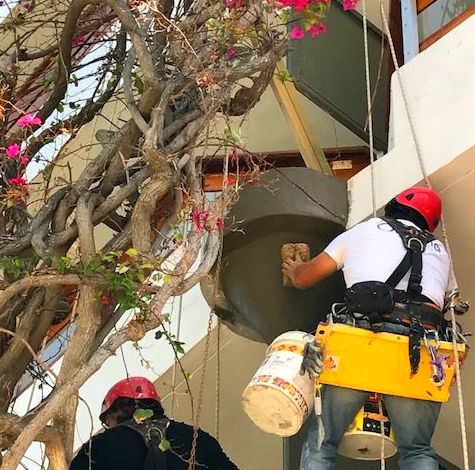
[381, 217, 435, 295]
[409, 315, 425, 375]
[385, 251, 411, 288]
[119, 418, 170, 470]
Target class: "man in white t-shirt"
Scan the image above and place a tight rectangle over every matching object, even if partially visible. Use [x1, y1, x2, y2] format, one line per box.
[282, 187, 449, 470]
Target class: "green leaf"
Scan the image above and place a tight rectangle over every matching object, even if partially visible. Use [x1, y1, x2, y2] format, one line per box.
[125, 247, 140, 257]
[132, 74, 144, 93]
[224, 125, 242, 145]
[133, 408, 154, 424]
[277, 70, 294, 84]
[173, 340, 185, 355]
[56, 102, 65, 113]
[154, 331, 163, 340]
[139, 262, 155, 270]
[116, 264, 130, 274]
[162, 274, 172, 284]
[158, 438, 171, 452]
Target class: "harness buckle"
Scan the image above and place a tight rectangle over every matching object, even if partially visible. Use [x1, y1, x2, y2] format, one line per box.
[406, 237, 424, 251]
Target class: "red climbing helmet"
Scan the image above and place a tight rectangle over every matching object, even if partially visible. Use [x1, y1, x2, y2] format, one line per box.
[100, 377, 160, 422]
[394, 186, 442, 232]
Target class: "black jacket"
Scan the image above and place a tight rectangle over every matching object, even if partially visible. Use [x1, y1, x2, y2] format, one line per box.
[70, 419, 239, 470]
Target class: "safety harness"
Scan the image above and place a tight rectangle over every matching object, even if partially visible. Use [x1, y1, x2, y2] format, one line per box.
[119, 417, 170, 470]
[343, 217, 444, 374]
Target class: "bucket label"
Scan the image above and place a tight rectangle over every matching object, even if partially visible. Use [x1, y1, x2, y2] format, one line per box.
[249, 351, 314, 413]
[323, 355, 339, 372]
[270, 344, 305, 355]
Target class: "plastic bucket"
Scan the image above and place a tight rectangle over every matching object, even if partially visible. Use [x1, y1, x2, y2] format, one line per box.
[338, 397, 397, 460]
[242, 331, 315, 436]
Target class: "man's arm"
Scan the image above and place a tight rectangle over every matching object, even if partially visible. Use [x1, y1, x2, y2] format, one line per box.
[282, 251, 338, 289]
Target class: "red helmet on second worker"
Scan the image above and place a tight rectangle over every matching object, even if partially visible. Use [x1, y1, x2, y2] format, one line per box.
[99, 377, 160, 423]
[394, 186, 442, 232]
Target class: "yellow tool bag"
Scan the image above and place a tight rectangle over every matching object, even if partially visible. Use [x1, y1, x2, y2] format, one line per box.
[317, 322, 466, 402]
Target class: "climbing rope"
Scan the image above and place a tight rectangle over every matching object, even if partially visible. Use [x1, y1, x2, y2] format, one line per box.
[215, 319, 221, 439]
[361, 0, 377, 217]
[378, 396, 386, 470]
[188, 139, 229, 469]
[361, 2, 385, 467]
[188, 306, 215, 470]
[379, 4, 469, 468]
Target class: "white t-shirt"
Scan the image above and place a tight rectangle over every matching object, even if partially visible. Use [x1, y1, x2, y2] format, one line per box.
[324, 218, 450, 309]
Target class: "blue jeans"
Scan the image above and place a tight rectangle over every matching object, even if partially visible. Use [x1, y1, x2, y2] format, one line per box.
[300, 385, 441, 470]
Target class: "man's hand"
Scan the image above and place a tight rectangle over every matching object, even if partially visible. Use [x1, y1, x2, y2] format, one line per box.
[300, 340, 324, 379]
[282, 251, 338, 289]
[281, 254, 305, 288]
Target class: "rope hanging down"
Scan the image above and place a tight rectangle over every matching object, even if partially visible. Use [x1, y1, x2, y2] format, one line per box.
[361, 0, 377, 218]
[379, 4, 469, 469]
[361, 1, 385, 466]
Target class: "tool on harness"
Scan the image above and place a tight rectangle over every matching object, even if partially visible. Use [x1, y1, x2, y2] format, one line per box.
[119, 417, 170, 470]
[344, 217, 441, 374]
[424, 331, 446, 386]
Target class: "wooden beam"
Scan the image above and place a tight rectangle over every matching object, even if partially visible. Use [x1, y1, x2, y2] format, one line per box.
[417, 0, 437, 14]
[270, 62, 333, 176]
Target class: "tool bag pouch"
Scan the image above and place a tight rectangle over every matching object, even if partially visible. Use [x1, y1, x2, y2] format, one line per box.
[345, 281, 395, 315]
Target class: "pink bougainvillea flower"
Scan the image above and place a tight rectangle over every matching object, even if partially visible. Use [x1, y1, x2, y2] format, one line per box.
[16, 114, 42, 127]
[216, 217, 225, 229]
[226, 0, 244, 8]
[289, 26, 305, 40]
[100, 294, 111, 305]
[246, 178, 259, 185]
[6, 143, 20, 158]
[225, 49, 237, 60]
[8, 176, 28, 186]
[19, 156, 30, 165]
[191, 209, 209, 234]
[72, 36, 86, 47]
[309, 22, 328, 37]
[342, 0, 358, 10]
[293, 0, 310, 12]
[225, 176, 236, 186]
[230, 147, 238, 162]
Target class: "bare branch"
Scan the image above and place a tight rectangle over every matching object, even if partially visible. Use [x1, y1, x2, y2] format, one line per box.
[0, 275, 82, 314]
[0, 327, 58, 380]
[123, 48, 149, 134]
[130, 173, 173, 254]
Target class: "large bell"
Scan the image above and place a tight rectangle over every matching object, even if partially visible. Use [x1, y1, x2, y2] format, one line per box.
[201, 167, 348, 344]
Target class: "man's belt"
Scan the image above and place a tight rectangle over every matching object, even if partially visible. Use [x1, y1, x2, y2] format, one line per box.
[380, 302, 443, 330]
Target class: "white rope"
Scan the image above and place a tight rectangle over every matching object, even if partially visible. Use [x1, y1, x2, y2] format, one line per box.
[380, 4, 469, 468]
[215, 318, 221, 439]
[361, 3, 384, 467]
[378, 395, 386, 470]
[448, 301, 470, 469]
[362, 0, 377, 217]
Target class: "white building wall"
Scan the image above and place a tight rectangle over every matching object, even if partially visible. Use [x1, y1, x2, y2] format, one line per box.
[348, 14, 475, 226]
